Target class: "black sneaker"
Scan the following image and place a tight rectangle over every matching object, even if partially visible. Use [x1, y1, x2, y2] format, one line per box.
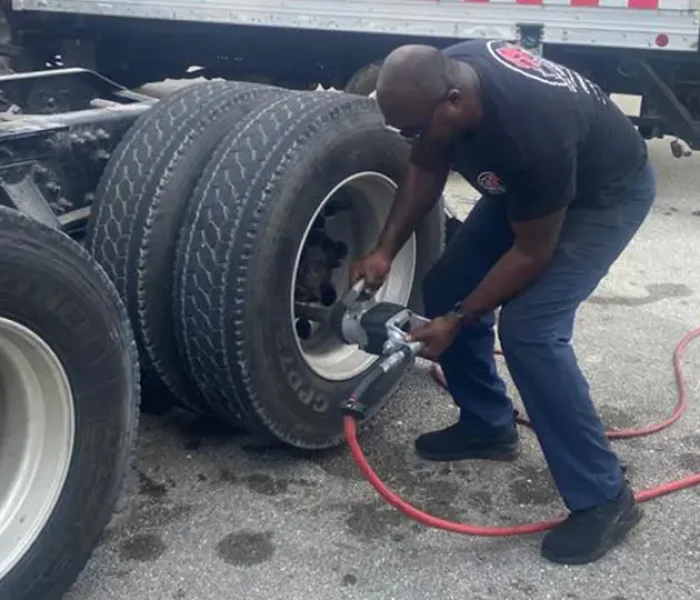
[414, 421, 520, 462]
[541, 482, 642, 565]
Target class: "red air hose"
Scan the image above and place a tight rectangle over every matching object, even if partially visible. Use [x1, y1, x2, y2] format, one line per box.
[343, 326, 700, 536]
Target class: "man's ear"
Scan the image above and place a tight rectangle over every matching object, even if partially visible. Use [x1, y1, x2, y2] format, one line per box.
[446, 89, 461, 106]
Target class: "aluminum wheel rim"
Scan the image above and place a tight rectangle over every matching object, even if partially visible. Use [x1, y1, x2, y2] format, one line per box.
[291, 171, 417, 381]
[0, 317, 75, 579]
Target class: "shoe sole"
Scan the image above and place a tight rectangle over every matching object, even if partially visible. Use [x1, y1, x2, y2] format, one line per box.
[541, 504, 643, 566]
[415, 444, 520, 463]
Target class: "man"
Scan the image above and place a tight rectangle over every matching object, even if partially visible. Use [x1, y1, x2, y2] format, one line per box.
[349, 40, 655, 565]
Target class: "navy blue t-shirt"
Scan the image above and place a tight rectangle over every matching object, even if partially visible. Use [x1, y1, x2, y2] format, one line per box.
[441, 39, 648, 221]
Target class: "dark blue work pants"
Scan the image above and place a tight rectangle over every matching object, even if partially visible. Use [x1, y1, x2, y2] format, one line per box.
[422, 162, 656, 511]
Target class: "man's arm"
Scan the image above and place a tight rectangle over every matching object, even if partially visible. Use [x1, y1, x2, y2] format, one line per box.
[454, 146, 576, 322]
[376, 138, 450, 260]
[455, 208, 567, 321]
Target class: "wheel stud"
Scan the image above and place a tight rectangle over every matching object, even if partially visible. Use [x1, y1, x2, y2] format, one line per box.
[321, 236, 336, 255]
[320, 283, 337, 306]
[296, 318, 312, 340]
[307, 230, 324, 247]
[334, 241, 348, 260]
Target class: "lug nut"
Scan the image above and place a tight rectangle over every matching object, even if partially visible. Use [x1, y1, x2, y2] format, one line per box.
[321, 237, 336, 255]
[307, 230, 324, 247]
[296, 318, 312, 340]
[334, 241, 348, 260]
[320, 283, 337, 306]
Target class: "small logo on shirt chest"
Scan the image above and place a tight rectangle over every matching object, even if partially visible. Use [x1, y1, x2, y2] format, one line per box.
[477, 171, 506, 195]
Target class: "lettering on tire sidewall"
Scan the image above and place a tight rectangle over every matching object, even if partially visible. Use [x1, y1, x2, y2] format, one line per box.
[273, 325, 331, 414]
[1, 274, 106, 355]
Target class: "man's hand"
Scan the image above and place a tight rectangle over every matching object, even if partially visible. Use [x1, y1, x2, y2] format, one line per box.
[349, 248, 393, 293]
[405, 313, 461, 361]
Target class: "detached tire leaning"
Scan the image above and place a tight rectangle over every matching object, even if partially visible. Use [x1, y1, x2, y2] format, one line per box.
[344, 60, 382, 96]
[0, 207, 139, 600]
[175, 91, 444, 449]
[85, 80, 291, 416]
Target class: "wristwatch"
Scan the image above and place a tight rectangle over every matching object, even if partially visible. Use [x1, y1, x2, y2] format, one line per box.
[447, 300, 476, 325]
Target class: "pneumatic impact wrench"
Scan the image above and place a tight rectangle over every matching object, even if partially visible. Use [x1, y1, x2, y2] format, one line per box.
[329, 279, 429, 419]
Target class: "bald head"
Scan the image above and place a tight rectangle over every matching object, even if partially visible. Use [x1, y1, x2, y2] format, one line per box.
[374, 44, 479, 135]
[376, 45, 453, 103]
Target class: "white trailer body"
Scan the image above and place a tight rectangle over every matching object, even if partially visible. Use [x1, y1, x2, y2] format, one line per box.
[11, 0, 700, 51]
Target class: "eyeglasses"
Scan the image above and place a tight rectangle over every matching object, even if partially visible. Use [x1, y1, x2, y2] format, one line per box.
[385, 118, 432, 143]
[383, 90, 449, 143]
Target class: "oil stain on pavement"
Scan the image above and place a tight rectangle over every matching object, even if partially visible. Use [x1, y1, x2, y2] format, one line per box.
[345, 501, 416, 541]
[138, 471, 168, 499]
[244, 472, 317, 496]
[509, 465, 559, 507]
[103, 467, 193, 563]
[218, 467, 318, 497]
[588, 282, 693, 306]
[118, 534, 167, 562]
[216, 530, 276, 566]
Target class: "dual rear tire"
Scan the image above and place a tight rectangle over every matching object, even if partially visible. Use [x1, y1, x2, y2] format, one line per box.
[86, 80, 444, 449]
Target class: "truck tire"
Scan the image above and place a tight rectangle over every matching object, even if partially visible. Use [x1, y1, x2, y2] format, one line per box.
[85, 80, 291, 416]
[0, 207, 139, 600]
[175, 91, 444, 449]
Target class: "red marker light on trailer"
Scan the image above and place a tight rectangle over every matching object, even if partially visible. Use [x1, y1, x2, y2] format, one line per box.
[656, 34, 669, 47]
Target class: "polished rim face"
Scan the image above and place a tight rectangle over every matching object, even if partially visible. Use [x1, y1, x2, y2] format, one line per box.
[0, 317, 75, 579]
[291, 172, 417, 381]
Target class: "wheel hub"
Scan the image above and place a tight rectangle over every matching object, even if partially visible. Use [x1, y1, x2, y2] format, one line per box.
[291, 172, 417, 381]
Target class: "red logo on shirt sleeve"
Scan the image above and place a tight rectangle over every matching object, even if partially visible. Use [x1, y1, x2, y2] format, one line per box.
[487, 39, 607, 103]
[497, 46, 542, 70]
[477, 171, 507, 195]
